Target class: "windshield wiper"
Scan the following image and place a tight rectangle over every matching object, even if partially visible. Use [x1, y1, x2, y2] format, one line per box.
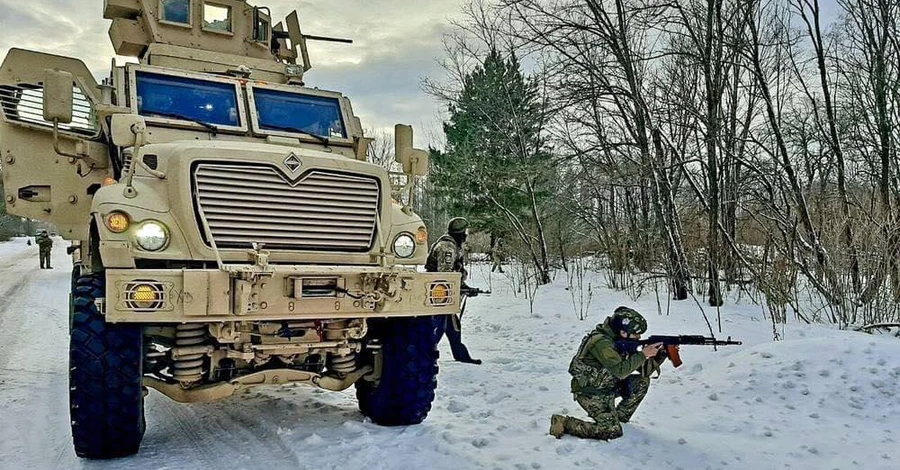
[145, 110, 219, 134]
[261, 124, 330, 144]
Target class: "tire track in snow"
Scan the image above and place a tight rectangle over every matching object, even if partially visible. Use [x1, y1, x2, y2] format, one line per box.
[0, 273, 36, 366]
[146, 394, 303, 469]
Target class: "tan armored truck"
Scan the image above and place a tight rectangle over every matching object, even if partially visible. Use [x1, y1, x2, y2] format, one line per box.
[0, 0, 461, 459]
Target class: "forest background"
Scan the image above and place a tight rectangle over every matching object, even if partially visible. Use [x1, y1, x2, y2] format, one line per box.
[368, 0, 900, 330]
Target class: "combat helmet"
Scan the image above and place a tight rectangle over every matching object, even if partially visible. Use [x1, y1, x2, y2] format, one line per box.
[610, 306, 647, 335]
[447, 217, 469, 234]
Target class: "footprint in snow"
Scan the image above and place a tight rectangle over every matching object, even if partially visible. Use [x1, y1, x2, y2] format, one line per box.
[555, 443, 575, 455]
[446, 399, 468, 414]
[471, 437, 490, 448]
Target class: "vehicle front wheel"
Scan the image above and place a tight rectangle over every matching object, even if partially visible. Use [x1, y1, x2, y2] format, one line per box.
[69, 274, 145, 459]
[355, 316, 443, 426]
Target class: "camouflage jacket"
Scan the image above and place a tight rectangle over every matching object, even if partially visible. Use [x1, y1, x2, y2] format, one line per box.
[425, 234, 467, 282]
[569, 317, 662, 395]
[36, 234, 53, 250]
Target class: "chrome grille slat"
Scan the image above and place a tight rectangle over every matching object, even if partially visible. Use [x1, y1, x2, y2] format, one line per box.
[205, 214, 375, 228]
[199, 199, 374, 217]
[206, 222, 376, 235]
[197, 184, 378, 203]
[193, 163, 380, 251]
[197, 177, 379, 196]
[202, 206, 376, 222]
[197, 191, 377, 210]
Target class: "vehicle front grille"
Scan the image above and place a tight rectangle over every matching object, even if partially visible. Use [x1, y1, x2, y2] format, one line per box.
[193, 163, 380, 251]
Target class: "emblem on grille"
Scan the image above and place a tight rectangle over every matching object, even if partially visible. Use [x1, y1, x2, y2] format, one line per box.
[283, 153, 302, 172]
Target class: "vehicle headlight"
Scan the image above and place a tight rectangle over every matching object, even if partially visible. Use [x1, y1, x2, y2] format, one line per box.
[393, 233, 416, 259]
[135, 221, 169, 252]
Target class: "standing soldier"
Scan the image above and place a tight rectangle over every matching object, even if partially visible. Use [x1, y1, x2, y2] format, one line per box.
[36, 229, 53, 269]
[426, 217, 482, 365]
[550, 306, 665, 440]
[491, 237, 505, 273]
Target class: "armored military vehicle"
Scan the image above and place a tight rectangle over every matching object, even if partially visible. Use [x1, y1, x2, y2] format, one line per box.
[0, 0, 461, 459]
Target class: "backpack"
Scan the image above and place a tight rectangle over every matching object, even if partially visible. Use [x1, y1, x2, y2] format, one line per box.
[568, 330, 604, 377]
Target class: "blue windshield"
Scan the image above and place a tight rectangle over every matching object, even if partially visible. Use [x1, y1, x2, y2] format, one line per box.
[136, 72, 240, 127]
[254, 88, 346, 138]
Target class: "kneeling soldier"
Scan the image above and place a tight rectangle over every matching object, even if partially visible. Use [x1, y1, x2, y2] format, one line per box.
[550, 307, 665, 440]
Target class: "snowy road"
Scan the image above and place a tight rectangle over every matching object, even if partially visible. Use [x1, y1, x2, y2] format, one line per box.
[0, 238, 898, 470]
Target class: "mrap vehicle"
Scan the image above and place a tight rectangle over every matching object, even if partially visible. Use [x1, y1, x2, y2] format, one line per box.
[0, 0, 460, 459]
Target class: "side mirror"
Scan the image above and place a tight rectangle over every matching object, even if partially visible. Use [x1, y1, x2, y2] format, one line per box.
[394, 124, 429, 176]
[111, 114, 147, 147]
[43, 69, 74, 124]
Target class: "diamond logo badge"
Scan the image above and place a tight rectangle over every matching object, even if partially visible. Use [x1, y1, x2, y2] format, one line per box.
[283, 153, 302, 173]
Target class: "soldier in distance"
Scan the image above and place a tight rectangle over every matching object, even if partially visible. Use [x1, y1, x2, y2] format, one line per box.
[425, 217, 482, 365]
[491, 237, 505, 273]
[550, 307, 666, 440]
[36, 229, 53, 269]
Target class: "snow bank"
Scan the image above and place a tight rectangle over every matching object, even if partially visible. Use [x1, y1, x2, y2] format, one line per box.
[0, 246, 897, 470]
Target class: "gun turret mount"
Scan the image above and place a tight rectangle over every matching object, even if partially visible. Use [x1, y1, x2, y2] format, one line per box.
[104, 0, 351, 84]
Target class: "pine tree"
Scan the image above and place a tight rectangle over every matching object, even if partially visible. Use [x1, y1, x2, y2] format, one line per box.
[434, 49, 554, 283]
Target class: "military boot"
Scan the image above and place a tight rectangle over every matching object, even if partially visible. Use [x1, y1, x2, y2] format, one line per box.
[549, 414, 566, 439]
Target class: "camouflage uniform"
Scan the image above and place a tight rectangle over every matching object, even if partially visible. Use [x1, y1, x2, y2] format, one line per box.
[426, 217, 480, 364]
[425, 235, 467, 279]
[36, 231, 53, 269]
[551, 309, 663, 440]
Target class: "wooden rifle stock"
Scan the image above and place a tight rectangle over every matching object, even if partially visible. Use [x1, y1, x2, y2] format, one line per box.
[666, 344, 682, 368]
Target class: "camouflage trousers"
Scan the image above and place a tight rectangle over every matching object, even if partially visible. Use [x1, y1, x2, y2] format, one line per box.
[39, 250, 51, 269]
[558, 375, 650, 440]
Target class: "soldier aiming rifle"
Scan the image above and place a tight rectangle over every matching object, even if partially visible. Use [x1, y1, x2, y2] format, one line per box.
[426, 217, 489, 365]
[551, 306, 741, 441]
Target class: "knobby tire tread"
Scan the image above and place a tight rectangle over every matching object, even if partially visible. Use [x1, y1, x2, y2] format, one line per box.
[70, 274, 145, 459]
[356, 316, 442, 426]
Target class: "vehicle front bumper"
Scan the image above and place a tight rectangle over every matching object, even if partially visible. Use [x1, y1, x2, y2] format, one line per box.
[104, 266, 461, 323]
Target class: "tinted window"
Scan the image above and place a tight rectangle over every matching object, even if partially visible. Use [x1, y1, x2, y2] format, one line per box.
[161, 0, 191, 24]
[136, 72, 240, 127]
[254, 88, 346, 138]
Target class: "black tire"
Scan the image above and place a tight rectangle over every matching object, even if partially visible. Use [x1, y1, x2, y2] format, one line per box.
[70, 274, 145, 459]
[356, 316, 443, 426]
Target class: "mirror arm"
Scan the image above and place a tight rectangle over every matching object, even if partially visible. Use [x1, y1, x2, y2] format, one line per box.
[122, 124, 147, 199]
[51, 119, 82, 159]
[405, 157, 418, 216]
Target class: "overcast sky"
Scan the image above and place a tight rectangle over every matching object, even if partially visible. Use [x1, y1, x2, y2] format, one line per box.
[0, 1, 844, 149]
[0, 0, 464, 147]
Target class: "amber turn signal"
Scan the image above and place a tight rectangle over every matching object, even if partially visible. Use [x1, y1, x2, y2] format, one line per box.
[105, 211, 130, 233]
[415, 226, 428, 244]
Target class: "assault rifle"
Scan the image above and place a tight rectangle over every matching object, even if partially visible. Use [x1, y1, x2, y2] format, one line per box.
[615, 335, 742, 368]
[461, 287, 491, 298]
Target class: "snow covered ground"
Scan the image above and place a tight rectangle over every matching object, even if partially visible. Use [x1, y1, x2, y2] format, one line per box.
[0, 239, 897, 469]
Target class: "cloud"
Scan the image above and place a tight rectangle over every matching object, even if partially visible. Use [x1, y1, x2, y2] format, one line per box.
[0, 0, 462, 147]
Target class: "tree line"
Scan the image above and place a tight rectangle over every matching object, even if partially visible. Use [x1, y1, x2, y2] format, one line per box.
[369, 0, 900, 328]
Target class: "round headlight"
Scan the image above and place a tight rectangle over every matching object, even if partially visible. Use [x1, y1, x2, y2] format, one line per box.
[135, 221, 169, 252]
[393, 233, 416, 259]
